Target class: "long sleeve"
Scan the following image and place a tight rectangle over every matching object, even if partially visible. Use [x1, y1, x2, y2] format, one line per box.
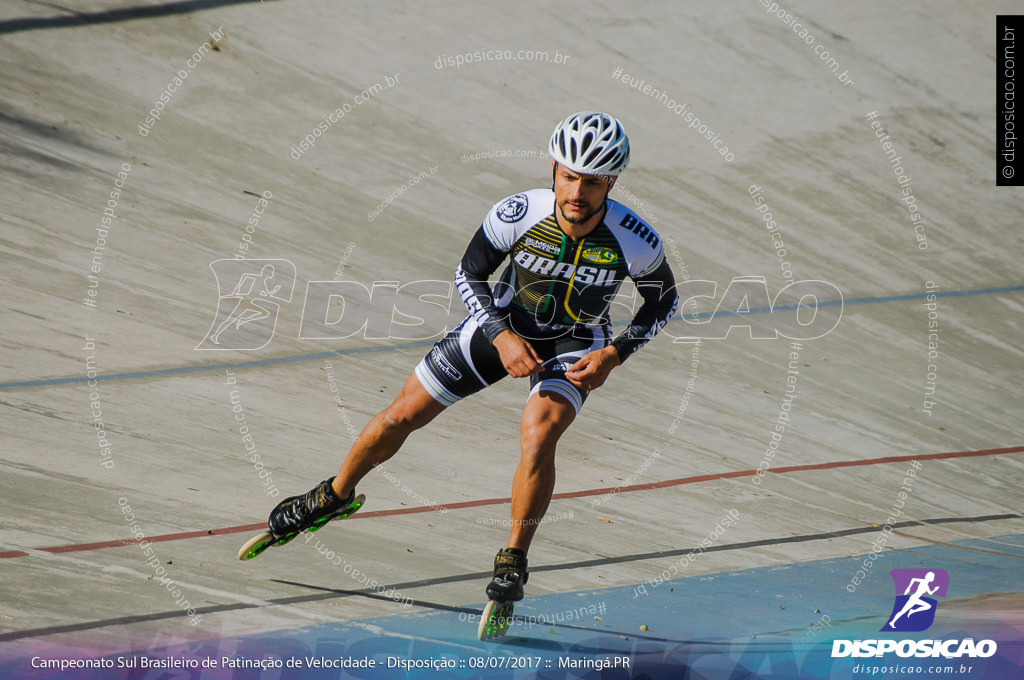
[455, 225, 512, 343]
[611, 257, 678, 361]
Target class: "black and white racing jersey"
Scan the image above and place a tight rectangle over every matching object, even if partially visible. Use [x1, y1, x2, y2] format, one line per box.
[455, 188, 679, 361]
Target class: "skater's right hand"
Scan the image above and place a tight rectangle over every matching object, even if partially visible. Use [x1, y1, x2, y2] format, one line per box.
[493, 330, 543, 378]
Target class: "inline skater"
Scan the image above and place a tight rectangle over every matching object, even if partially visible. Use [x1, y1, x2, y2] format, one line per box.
[245, 111, 679, 624]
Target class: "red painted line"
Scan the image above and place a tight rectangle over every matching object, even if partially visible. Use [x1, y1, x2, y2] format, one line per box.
[554, 444, 1024, 499]
[3, 445, 1021, 560]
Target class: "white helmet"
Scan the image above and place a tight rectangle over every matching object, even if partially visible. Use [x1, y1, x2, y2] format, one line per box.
[548, 111, 630, 176]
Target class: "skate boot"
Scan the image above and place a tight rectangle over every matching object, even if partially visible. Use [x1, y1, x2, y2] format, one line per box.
[237, 477, 365, 561]
[485, 547, 529, 601]
[268, 477, 359, 538]
[479, 548, 528, 640]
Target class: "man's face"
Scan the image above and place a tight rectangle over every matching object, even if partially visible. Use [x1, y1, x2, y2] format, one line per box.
[552, 162, 616, 225]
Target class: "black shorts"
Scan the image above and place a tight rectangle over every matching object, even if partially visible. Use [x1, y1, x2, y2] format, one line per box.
[414, 316, 611, 413]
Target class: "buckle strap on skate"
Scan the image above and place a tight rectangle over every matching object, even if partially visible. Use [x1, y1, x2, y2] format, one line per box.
[312, 478, 346, 510]
[494, 548, 529, 584]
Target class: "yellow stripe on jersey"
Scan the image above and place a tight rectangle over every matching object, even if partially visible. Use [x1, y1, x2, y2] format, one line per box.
[562, 237, 587, 323]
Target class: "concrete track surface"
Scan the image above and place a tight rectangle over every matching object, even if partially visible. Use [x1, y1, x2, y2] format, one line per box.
[1, 1, 1022, 678]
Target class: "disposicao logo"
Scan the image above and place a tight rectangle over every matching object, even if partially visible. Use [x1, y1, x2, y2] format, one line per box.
[831, 568, 997, 659]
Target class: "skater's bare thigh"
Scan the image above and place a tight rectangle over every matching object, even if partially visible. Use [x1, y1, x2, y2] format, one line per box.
[332, 372, 446, 498]
[386, 372, 447, 429]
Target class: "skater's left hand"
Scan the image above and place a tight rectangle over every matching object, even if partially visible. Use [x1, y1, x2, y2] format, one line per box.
[564, 346, 620, 391]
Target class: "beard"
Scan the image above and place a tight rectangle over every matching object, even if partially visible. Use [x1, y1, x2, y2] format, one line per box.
[558, 199, 605, 225]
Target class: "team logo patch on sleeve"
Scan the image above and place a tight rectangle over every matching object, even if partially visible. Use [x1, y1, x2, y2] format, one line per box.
[496, 194, 529, 223]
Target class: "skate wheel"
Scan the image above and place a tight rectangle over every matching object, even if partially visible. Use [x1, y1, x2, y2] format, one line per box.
[340, 493, 366, 519]
[310, 493, 367, 531]
[478, 599, 515, 641]
[238, 531, 275, 561]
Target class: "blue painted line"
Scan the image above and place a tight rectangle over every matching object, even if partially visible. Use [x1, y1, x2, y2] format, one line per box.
[0, 341, 434, 390]
[681, 282, 1024, 320]
[2, 284, 1021, 391]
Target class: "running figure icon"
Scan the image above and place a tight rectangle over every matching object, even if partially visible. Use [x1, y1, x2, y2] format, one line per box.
[197, 258, 297, 351]
[210, 265, 282, 345]
[887, 571, 939, 628]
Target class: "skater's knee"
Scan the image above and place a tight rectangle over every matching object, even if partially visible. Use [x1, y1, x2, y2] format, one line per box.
[520, 413, 569, 457]
[382, 401, 433, 433]
[519, 425, 559, 469]
[520, 395, 574, 454]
